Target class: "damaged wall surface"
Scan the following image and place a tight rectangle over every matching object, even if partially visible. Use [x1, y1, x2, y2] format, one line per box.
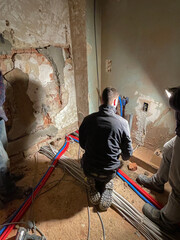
[86, 0, 101, 113]
[0, 0, 84, 155]
[0, 0, 70, 48]
[101, 0, 180, 150]
[68, 0, 89, 123]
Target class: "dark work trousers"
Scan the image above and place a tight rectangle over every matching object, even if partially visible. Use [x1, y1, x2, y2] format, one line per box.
[83, 168, 116, 194]
[152, 136, 180, 224]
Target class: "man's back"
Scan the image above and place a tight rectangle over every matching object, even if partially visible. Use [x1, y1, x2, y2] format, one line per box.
[79, 104, 133, 174]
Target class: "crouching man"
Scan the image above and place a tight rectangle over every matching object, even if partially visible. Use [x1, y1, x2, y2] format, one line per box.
[79, 87, 133, 210]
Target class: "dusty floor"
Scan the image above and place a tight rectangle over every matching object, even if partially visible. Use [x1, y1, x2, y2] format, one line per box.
[0, 138, 175, 240]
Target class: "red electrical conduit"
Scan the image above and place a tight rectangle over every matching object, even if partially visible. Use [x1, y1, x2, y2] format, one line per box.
[69, 134, 79, 142]
[0, 136, 70, 240]
[1, 133, 164, 239]
[69, 134, 164, 210]
[117, 169, 163, 209]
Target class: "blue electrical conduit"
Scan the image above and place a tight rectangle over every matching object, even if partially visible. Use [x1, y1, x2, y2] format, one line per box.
[67, 136, 156, 208]
[0, 139, 69, 236]
[119, 96, 123, 117]
[116, 172, 155, 207]
[68, 134, 79, 143]
[0, 134, 156, 236]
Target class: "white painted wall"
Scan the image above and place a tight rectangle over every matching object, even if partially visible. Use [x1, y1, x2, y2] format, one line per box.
[101, 0, 180, 149]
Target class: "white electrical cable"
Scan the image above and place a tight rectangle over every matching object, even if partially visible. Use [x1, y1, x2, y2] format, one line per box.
[39, 145, 177, 240]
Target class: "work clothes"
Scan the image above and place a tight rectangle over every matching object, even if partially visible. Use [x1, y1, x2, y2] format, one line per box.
[0, 72, 7, 122]
[0, 72, 9, 170]
[0, 119, 9, 169]
[169, 86, 180, 137]
[79, 104, 133, 176]
[0, 72, 14, 197]
[152, 136, 180, 224]
[152, 87, 180, 225]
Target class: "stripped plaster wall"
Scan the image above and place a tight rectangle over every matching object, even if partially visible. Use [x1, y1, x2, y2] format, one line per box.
[0, 0, 70, 48]
[101, 0, 180, 150]
[68, 0, 89, 124]
[0, 0, 80, 155]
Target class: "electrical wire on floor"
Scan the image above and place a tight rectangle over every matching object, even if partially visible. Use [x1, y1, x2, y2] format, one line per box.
[38, 173, 65, 197]
[42, 142, 106, 240]
[28, 152, 38, 225]
[39, 144, 177, 240]
[85, 188, 106, 240]
[96, 209, 106, 240]
[87, 205, 91, 240]
[0, 137, 70, 240]
[86, 189, 91, 240]
[2, 150, 64, 238]
[28, 149, 66, 200]
[0, 222, 26, 228]
[21, 151, 47, 239]
[133, 144, 140, 152]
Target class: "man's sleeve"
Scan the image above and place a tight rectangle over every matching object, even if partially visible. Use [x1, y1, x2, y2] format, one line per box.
[79, 117, 88, 150]
[120, 120, 133, 160]
[0, 72, 5, 106]
[169, 87, 180, 112]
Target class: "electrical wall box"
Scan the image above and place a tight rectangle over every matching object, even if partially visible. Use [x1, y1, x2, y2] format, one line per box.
[143, 102, 149, 112]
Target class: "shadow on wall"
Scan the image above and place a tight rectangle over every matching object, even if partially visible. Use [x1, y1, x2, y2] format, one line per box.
[4, 68, 39, 147]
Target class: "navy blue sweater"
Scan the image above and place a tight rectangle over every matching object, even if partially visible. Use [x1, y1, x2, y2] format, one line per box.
[79, 105, 133, 174]
[169, 87, 180, 137]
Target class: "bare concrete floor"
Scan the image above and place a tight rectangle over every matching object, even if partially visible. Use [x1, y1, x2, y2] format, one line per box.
[0, 140, 177, 240]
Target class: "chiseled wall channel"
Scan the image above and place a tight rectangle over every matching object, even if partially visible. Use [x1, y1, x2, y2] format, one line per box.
[101, 0, 180, 150]
[86, 0, 101, 114]
[0, 0, 88, 156]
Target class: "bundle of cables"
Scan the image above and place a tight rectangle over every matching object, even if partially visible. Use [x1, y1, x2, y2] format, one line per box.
[39, 142, 176, 240]
[0, 136, 71, 240]
[0, 133, 177, 240]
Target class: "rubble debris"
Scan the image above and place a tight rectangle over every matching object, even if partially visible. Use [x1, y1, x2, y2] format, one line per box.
[128, 162, 137, 171]
[144, 171, 149, 176]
